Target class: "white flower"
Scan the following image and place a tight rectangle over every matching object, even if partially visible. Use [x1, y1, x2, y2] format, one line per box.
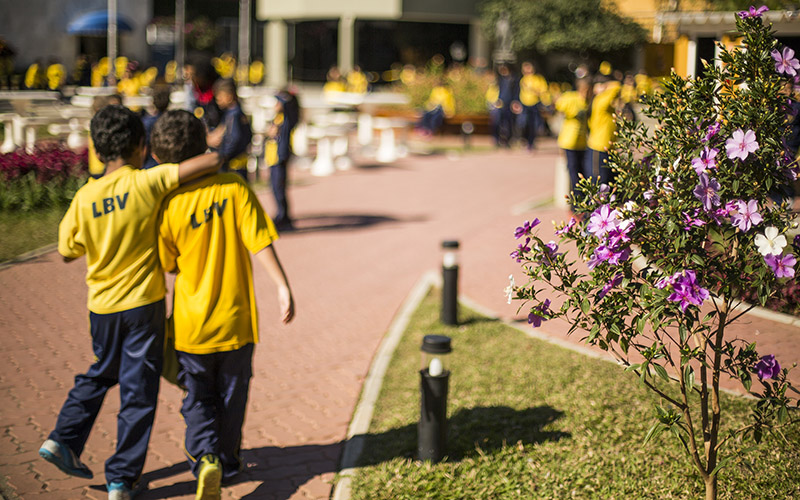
[504, 274, 516, 304]
[754, 226, 787, 256]
[624, 200, 638, 212]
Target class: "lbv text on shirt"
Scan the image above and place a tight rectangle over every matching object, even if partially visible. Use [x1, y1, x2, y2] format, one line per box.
[191, 199, 228, 229]
[92, 193, 129, 218]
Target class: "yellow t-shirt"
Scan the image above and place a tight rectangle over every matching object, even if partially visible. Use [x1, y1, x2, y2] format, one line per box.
[426, 86, 456, 118]
[87, 137, 105, 177]
[47, 64, 65, 91]
[59, 164, 180, 314]
[587, 82, 621, 152]
[158, 174, 279, 354]
[556, 91, 588, 151]
[519, 73, 548, 106]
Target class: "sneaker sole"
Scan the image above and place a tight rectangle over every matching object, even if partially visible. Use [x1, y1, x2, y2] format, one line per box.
[196, 464, 221, 500]
[39, 448, 93, 479]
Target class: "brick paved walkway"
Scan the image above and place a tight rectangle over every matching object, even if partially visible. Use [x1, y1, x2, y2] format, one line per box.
[1, 139, 798, 499]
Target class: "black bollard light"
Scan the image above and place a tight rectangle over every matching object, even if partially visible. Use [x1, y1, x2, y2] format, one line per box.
[441, 240, 459, 326]
[461, 121, 474, 150]
[419, 334, 452, 462]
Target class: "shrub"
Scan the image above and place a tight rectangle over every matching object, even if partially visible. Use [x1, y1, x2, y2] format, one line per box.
[0, 145, 88, 212]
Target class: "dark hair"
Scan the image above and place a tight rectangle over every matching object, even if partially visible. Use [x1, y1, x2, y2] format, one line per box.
[152, 85, 171, 113]
[150, 109, 207, 163]
[90, 105, 145, 163]
[212, 78, 237, 100]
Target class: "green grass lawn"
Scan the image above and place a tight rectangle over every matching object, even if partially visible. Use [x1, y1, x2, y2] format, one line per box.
[0, 207, 64, 263]
[345, 290, 800, 499]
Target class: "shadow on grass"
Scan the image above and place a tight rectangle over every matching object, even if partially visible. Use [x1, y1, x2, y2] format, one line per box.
[137, 405, 567, 499]
[357, 405, 569, 465]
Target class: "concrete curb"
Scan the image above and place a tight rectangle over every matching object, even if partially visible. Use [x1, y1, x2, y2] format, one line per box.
[0, 243, 57, 271]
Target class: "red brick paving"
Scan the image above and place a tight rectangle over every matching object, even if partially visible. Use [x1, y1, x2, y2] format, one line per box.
[1, 138, 798, 499]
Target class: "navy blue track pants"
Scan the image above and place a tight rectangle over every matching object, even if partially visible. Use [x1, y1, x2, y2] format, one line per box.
[176, 343, 254, 482]
[49, 300, 165, 488]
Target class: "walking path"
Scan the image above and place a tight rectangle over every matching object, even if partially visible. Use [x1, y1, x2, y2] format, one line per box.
[1, 139, 798, 499]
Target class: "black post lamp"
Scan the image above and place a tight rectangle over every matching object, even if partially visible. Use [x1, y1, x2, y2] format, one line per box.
[441, 240, 459, 326]
[418, 334, 452, 462]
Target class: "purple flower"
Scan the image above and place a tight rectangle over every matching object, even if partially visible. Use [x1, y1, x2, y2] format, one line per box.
[554, 217, 577, 236]
[794, 234, 800, 252]
[515, 218, 540, 239]
[666, 270, 710, 312]
[765, 253, 796, 278]
[754, 354, 781, 380]
[587, 205, 620, 238]
[693, 173, 721, 211]
[703, 122, 722, 143]
[738, 5, 769, 18]
[655, 273, 678, 289]
[730, 199, 763, 232]
[528, 299, 552, 328]
[691, 147, 718, 174]
[772, 47, 800, 76]
[510, 238, 531, 262]
[683, 211, 707, 231]
[726, 129, 759, 161]
[598, 273, 623, 301]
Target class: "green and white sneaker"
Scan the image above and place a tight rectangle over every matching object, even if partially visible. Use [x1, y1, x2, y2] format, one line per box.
[38, 439, 93, 479]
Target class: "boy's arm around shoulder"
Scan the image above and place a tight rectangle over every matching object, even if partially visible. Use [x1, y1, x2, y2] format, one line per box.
[177, 151, 222, 184]
[254, 245, 294, 324]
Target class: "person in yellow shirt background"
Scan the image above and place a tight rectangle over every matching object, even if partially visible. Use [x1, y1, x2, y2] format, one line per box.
[585, 76, 622, 185]
[38, 104, 221, 500]
[153, 110, 294, 498]
[46, 58, 66, 92]
[24, 58, 46, 89]
[346, 65, 369, 94]
[514, 61, 549, 151]
[556, 78, 592, 204]
[417, 76, 455, 137]
[323, 66, 346, 94]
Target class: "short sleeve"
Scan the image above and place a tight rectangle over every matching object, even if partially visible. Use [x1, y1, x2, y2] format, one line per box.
[236, 180, 278, 253]
[157, 203, 178, 273]
[58, 196, 85, 259]
[142, 163, 180, 201]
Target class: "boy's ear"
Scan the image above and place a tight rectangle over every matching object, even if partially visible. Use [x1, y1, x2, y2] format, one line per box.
[151, 152, 161, 163]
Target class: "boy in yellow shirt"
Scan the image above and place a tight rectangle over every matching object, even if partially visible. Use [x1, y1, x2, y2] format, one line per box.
[152, 110, 295, 499]
[39, 105, 221, 500]
[585, 78, 622, 185]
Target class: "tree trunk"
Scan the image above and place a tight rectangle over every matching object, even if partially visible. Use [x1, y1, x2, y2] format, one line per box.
[705, 474, 717, 500]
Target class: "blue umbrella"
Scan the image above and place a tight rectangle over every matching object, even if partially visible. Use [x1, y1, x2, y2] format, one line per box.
[67, 10, 134, 35]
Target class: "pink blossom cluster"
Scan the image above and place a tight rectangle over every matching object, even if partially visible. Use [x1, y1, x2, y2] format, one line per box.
[586, 205, 634, 269]
[0, 146, 88, 183]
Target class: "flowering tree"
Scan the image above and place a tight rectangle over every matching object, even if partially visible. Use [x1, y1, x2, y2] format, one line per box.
[509, 9, 799, 500]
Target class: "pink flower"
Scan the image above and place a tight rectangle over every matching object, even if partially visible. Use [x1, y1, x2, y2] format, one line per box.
[764, 253, 796, 278]
[725, 129, 759, 161]
[730, 199, 763, 232]
[587, 205, 620, 238]
[703, 122, 722, 143]
[691, 147, 718, 174]
[772, 47, 800, 77]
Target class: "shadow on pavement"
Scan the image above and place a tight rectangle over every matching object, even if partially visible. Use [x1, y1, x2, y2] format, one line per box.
[288, 213, 425, 234]
[137, 405, 567, 499]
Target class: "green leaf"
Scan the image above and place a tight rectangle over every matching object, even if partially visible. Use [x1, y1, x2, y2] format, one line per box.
[683, 365, 695, 389]
[679, 325, 688, 343]
[643, 421, 665, 445]
[653, 364, 671, 384]
[580, 298, 590, 315]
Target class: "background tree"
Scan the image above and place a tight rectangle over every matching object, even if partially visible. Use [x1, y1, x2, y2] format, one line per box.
[480, 0, 647, 58]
